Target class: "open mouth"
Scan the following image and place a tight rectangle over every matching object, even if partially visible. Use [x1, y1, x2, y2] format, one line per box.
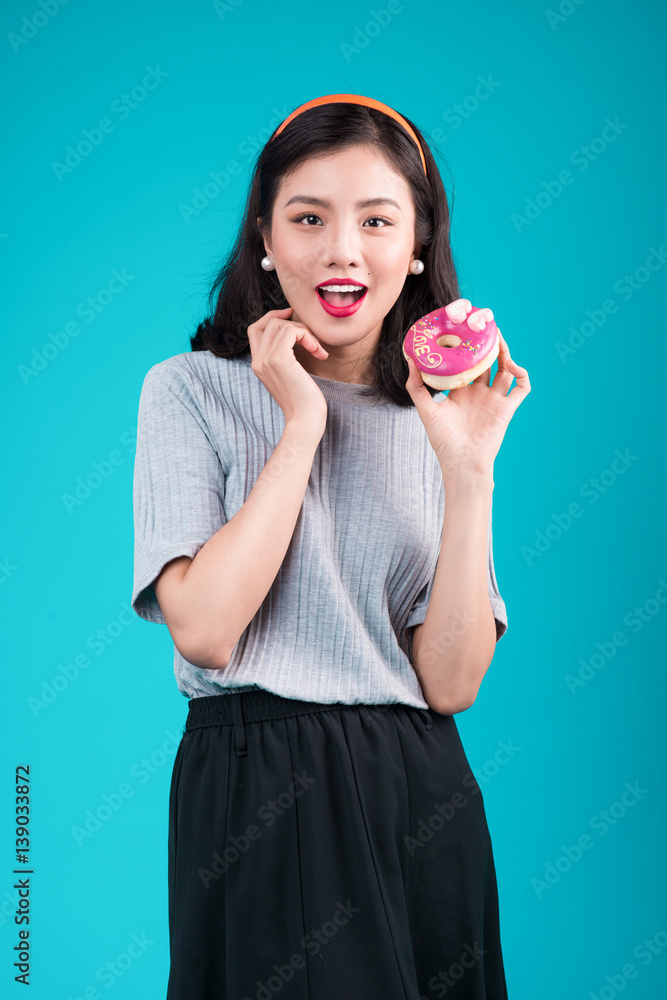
[316, 284, 368, 307]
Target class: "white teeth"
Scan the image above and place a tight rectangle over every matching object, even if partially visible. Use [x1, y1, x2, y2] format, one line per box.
[318, 284, 365, 293]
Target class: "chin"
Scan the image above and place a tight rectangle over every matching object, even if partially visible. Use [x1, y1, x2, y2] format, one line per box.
[294, 299, 380, 345]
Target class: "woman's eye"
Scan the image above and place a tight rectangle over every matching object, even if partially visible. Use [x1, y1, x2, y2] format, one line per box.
[293, 214, 322, 226]
[292, 213, 392, 228]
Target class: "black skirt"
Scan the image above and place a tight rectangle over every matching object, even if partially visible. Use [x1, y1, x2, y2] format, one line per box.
[166, 688, 509, 999]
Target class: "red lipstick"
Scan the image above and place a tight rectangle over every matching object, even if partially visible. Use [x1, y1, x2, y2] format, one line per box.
[316, 278, 368, 318]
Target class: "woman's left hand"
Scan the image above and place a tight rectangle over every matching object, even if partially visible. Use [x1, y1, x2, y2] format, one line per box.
[405, 299, 531, 480]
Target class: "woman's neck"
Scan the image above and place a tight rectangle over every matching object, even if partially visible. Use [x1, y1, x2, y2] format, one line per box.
[292, 341, 376, 385]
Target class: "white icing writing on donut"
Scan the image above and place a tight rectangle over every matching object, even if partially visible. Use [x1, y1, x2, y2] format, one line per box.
[403, 305, 497, 379]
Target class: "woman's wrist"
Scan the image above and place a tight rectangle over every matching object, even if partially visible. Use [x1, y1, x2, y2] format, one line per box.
[284, 414, 326, 446]
[440, 463, 495, 494]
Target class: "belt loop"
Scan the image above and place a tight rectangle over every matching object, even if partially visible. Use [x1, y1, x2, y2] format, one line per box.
[230, 694, 248, 756]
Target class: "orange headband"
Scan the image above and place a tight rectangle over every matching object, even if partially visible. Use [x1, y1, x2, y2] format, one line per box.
[271, 93, 428, 178]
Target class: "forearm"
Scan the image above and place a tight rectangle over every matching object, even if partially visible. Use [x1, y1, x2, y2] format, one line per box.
[176, 419, 322, 668]
[412, 469, 497, 714]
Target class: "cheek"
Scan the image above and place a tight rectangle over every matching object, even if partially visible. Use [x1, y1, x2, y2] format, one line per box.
[372, 241, 412, 277]
[373, 260, 409, 296]
[279, 251, 320, 289]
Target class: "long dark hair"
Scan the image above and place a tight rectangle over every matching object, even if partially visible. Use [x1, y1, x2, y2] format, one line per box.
[190, 100, 460, 406]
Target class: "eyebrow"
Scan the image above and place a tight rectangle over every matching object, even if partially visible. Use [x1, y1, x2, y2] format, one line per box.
[283, 195, 402, 211]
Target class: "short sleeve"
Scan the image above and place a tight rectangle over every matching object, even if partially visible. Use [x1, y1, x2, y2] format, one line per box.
[130, 361, 227, 624]
[405, 493, 508, 652]
[486, 498, 508, 640]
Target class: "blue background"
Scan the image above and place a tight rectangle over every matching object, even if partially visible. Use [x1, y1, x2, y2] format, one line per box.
[3, 0, 666, 996]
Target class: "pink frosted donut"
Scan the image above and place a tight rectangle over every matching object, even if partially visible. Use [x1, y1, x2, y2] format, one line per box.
[402, 305, 499, 390]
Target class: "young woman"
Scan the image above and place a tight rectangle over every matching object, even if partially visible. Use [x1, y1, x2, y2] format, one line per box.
[131, 93, 530, 1000]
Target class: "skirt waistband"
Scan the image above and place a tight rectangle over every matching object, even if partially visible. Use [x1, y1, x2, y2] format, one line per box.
[184, 689, 433, 733]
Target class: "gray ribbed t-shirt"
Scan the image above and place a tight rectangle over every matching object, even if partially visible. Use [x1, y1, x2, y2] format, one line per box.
[131, 350, 507, 708]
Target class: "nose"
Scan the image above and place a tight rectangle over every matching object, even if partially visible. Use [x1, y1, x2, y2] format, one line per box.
[320, 218, 363, 269]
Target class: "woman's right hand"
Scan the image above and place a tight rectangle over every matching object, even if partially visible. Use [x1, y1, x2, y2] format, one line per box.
[247, 307, 329, 431]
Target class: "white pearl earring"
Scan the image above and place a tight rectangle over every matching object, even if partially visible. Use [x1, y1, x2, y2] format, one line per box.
[409, 259, 424, 275]
[261, 255, 275, 271]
